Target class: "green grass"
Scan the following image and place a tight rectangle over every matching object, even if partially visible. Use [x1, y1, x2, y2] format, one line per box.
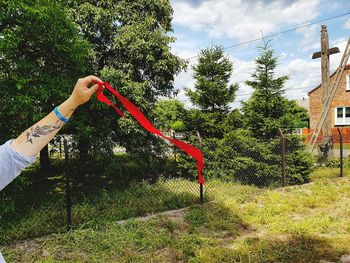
[332, 143, 350, 150]
[3, 175, 350, 262]
[310, 166, 350, 181]
[0, 178, 200, 244]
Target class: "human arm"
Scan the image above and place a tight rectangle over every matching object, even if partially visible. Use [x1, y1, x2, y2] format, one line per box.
[0, 75, 101, 192]
[0, 75, 102, 192]
[11, 75, 101, 157]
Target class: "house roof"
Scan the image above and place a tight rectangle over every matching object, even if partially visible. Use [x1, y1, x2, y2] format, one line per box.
[307, 64, 350, 95]
[295, 97, 309, 113]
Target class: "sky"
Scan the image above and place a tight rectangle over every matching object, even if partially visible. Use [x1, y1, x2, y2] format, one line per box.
[169, 0, 350, 108]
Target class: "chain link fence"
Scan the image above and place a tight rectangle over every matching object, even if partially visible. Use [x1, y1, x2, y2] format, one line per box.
[185, 131, 314, 202]
[308, 128, 350, 178]
[57, 130, 323, 229]
[2, 128, 348, 244]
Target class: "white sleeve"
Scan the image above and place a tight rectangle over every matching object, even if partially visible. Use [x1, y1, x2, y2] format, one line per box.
[0, 140, 37, 192]
[0, 251, 6, 263]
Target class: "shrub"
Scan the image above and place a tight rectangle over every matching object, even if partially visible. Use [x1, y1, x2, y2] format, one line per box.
[285, 135, 315, 185]
[177, 129, 313, 187]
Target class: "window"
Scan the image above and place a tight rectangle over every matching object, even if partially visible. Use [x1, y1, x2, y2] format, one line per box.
[335, 107, 350, 125]
[347, 74, 350, 91]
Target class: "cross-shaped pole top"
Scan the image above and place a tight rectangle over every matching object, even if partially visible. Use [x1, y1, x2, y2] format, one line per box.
[312, 25, 340, 59]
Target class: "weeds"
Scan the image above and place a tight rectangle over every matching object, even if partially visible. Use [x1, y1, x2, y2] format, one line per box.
[3, 175, 350, 262]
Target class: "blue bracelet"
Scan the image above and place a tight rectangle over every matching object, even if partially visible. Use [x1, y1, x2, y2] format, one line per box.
[54, 107, 70, 123]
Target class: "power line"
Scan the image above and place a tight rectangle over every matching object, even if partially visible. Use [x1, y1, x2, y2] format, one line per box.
[178, 86, 308, 102]
[177, 85, 315, 103]
[185, 11, 350, 61]
[235, 86, 313, 97]
[234, 86, 312, 97]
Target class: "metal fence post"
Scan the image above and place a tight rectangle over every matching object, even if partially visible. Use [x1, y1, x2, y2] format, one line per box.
[173, 130, 177, 162]
[172, 130, 177, 178]
[64, 138, 72, 230]
[196, 131, 204, 205]
[337, 128, 343, 177]
[279, 129, 286, 187]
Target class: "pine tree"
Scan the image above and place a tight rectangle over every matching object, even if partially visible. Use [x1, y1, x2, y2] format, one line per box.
[185, 45, 239, 138]
[242, 41, 289, 140]
[186, 45, 238, 113]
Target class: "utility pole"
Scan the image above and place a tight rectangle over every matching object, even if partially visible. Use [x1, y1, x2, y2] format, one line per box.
[312, 25, 339, 156]
[307, 37, 350, 153]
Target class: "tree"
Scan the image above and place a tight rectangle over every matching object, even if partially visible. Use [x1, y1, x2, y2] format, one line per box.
[65, 0, 186, 160]
[199, 128, 313, 186]
[236, 41, 313, 185]
[0, 0, 185, 180]
[186, 45, 238, 113]
[284, 100, 309, 129]
[0, 0, 92, 170]
[241, 41, 291, 140]
[185, 45, 240, 138]
[154, 99, 187, 131]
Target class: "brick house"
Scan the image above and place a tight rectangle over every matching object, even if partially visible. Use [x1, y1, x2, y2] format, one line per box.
[308, 64, 350, 130]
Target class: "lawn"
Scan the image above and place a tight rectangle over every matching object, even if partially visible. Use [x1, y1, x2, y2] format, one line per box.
[2, 168, 350, 262]
[333, 143, 350, 150]
[0, 178, 200, 245]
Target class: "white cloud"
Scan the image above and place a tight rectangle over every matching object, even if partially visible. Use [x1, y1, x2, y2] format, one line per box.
[170, 36, 199, 107]
[172, 0, 320, 42]
[275, 38, 349, 100]
[229, 56, 255, 95]
[278, 58, 320, 97]
[170, 41, 199, 60]
[173, 59, 197, 108]
[330, 39, 348, 71]
[171, 31, 348, 108]
[295, 24, 320, 52]
[279, 52, 288, 59]
[174, 67, 194, 89]
[345, 18, 350, 29]
[231, 59, 255, 108]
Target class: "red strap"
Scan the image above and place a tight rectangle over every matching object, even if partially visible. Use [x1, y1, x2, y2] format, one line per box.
[96, 82, 205, 185]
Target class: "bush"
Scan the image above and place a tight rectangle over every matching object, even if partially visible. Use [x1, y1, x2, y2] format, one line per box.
[285, 136, 315, 185]
[206, 130, 282, 186]
[76, 153, 174, 184]
[177, 129, 313, 187]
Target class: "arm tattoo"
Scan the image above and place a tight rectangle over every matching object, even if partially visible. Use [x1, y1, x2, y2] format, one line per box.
[26, 120, 63, 144]
[25, 109, 73, 144]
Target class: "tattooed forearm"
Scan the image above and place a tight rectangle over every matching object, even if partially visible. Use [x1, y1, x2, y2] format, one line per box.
[26, 120, 63, 144]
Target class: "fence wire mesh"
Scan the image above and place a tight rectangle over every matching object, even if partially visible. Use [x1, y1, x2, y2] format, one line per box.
[174, 129, 349, 202]
[192, 136, 284, 202]
[1, 129, 349, 243]
[309, 128, 350, 178]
